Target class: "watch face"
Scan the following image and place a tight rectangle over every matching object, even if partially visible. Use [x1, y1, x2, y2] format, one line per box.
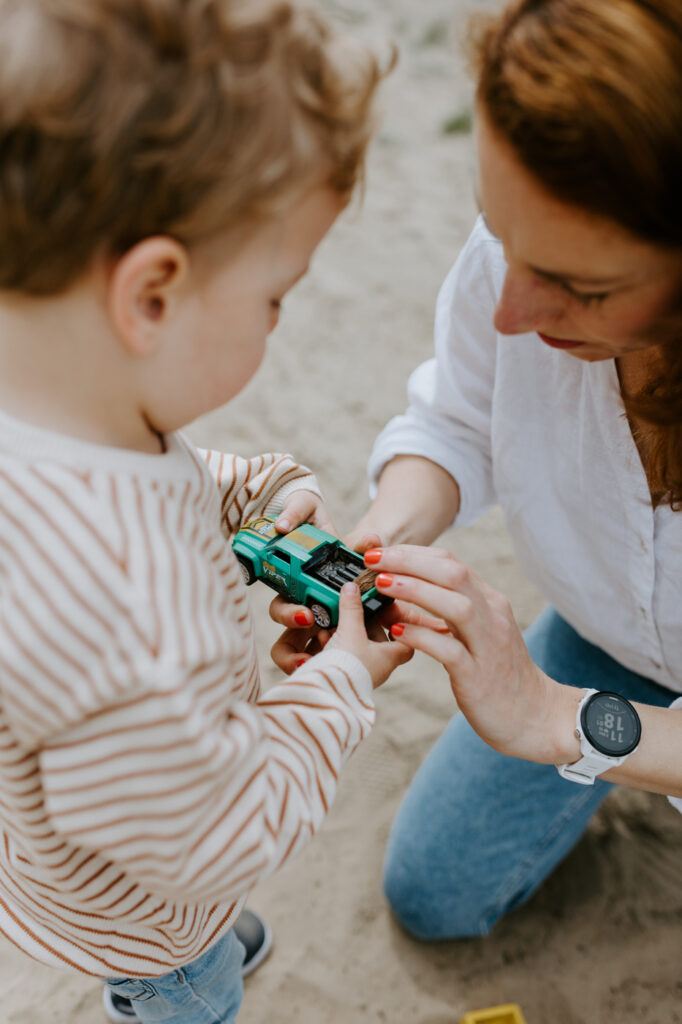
[582, 692, 641, 756]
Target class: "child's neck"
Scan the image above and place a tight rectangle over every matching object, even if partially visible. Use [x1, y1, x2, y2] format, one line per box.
[0, 286, 165, 454]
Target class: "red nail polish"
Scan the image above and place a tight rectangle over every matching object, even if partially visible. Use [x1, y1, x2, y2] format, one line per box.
[376, 573, 393, 588]
[365, 549, 383, 565]
[295, 659, 306, 669]
[294, 611, 310, 627]
[390, 623, 405, 638]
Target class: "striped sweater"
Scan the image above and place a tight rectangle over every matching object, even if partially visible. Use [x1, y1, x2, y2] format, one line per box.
[0, 414, 374, 977]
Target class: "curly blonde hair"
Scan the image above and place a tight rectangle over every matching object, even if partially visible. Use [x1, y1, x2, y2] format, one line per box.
[0, 0, 387, 295]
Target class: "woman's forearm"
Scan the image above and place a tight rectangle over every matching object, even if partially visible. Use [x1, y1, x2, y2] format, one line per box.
[365, 542, 682, 800]
[550, 683, 682, 797]
[353, 455, 461, 547]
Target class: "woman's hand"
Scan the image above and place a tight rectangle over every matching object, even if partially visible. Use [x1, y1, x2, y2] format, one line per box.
[367, 544, 568, 763]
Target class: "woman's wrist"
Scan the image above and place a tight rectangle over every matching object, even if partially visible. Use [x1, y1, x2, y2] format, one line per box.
[542, 679, 584, 765]
[365, 456, 461, 547]
[533, 681, 681, 796]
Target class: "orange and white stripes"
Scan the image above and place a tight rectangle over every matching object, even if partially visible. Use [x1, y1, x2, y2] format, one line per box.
[0, 426, 374, 976]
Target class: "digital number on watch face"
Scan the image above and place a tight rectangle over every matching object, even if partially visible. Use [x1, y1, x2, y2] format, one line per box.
[582, 693, 641, 756]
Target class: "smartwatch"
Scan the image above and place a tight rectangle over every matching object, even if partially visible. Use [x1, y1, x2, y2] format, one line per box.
[557, 689, 641, 785]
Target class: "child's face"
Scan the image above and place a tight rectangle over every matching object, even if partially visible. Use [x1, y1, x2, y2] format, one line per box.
[150, 186, 345, 431]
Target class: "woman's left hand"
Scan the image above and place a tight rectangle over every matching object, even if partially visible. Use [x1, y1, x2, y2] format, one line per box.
[368, 544, 571, 763]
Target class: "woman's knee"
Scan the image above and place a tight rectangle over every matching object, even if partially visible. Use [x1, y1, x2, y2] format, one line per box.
[382, 842, 496, 941]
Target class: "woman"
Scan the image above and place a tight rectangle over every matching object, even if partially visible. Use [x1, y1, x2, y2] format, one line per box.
[269, 0, 682, 941]
[345, 0, 682, 940]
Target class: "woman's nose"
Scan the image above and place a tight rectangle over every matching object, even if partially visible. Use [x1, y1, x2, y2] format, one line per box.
[493, 268, 563, 335]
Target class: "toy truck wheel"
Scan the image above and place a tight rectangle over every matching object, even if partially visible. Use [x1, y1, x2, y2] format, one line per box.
[236, 555, 256, 586]
[308, 600, 332, 629]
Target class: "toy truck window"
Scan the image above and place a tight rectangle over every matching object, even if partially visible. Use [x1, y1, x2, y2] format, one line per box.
[273, 551, 291, 564]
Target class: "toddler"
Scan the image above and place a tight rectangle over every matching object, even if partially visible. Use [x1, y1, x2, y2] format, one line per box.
[0, 2, 409, 1021]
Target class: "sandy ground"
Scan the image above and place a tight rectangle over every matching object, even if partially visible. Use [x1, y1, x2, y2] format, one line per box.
[2, 1, 681, 1022]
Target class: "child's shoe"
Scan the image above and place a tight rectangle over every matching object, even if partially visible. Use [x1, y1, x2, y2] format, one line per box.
[237, 906, 273, 977]
[101, 909, 273, 1022]
[102, 988, 139, 1022]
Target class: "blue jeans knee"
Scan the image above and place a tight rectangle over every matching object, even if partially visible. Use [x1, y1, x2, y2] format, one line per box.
[382, 608, 676, 941]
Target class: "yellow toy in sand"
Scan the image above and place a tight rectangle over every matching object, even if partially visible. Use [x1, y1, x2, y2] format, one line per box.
[460, 1005, 527, 1024]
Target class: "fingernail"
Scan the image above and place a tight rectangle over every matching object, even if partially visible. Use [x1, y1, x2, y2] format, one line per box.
[364, 549, 383, 565]
[295, 659, 306, 669]
[342, 582, 358, 595]
[294, 611, 311, 627]
[390, 623, 405, 638]
[376, 573, 393, 589]
[277, 519, 290, 532]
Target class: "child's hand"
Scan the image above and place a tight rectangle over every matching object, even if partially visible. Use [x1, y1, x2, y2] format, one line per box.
[268, 592, 445, 675]
[324, 583, 413, 688]
[274, 491, 337, 537]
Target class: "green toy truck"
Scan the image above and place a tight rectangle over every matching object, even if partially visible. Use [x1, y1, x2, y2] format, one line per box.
[232, 516, 392, 628]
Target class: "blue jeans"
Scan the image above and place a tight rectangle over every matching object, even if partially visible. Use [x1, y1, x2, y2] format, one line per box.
[105, 929, 245, 1023]
[383, 606, 675, 940]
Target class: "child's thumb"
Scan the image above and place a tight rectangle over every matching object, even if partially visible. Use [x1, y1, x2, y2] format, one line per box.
[336, 582, 365, 638]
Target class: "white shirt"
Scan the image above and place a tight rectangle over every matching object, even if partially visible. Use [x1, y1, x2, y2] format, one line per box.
[369, 216, 682, 697]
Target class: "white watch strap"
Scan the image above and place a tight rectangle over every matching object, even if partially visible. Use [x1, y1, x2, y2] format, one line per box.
[556, 689, 626, 785]
[557, 748, 625, 784]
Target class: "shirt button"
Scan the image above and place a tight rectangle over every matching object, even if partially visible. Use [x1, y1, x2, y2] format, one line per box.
[652, 659, 662, 669]
[639, 539, 648, 553]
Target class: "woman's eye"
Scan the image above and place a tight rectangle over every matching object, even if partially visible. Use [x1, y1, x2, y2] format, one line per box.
[572, 290, 610, 307]
[555, 280, 610, 306]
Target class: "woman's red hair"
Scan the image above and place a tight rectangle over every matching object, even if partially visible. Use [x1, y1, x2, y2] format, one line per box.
[472, 0, 682, 506]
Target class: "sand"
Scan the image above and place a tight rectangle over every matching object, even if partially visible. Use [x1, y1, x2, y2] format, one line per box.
[2, 2, 681, 1021]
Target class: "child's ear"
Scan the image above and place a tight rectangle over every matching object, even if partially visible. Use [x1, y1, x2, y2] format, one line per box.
[107, 237, 190, 356]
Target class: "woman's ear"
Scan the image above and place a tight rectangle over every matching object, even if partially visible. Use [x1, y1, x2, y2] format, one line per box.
[107, 237, 190, 356]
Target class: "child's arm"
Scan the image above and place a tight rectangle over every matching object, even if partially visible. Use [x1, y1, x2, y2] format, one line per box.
[36, 586, 409, 907]
[198, 447, 333, 536]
